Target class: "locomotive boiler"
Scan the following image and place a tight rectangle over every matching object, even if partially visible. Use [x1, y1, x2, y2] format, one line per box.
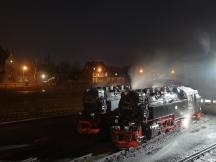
[111, 86, 202, 148]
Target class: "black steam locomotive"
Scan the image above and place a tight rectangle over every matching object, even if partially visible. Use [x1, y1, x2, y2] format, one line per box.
[77, 85, 126, 134]
[111, 86, 202, 148]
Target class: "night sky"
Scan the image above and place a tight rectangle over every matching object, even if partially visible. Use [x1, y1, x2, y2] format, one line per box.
[1, 1, 216, 65]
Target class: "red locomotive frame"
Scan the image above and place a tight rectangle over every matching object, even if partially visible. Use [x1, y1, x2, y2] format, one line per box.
[111, 112, 203, 149]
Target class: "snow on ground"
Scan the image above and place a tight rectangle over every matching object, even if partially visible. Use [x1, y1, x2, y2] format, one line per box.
[51, 115, 216, 162]
[124, 115, 216, 162]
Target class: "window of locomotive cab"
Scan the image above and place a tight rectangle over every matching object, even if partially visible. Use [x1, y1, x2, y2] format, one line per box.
[179, 90, 187, 99]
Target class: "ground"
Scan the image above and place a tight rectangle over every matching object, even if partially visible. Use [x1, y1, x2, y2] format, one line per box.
[0, 87, 83, 123]
[0, 88, 216, 162]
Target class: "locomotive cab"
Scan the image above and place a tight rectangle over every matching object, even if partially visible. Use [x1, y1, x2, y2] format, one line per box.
[111, 90, 148, 148]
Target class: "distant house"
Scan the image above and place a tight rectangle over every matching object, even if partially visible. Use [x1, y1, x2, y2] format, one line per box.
[83, 61, 129, 85]
[106, 66, 130, 85]
[83, 61, 108, 80]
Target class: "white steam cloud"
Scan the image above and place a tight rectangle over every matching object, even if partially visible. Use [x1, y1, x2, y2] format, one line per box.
[129, 54, 178, 89]
[129, 32, 216, 98]
[199, 32, 211, 55]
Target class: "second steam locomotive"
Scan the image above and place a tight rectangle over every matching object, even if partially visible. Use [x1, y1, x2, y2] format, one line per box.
[77, 85, 126, 134]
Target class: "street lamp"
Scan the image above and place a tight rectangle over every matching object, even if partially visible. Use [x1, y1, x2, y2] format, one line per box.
[139, 68, 144, 74]
[97, 67, 102, 72]
[23, 65, 28, 71]
[170, 69, 176, 75]
[97, 67, 102, 77]
[41, 74, 46, 80]
[22, 65, 28, 81]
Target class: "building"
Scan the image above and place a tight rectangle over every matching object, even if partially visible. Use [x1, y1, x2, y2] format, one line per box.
[83, 61, 129, 85]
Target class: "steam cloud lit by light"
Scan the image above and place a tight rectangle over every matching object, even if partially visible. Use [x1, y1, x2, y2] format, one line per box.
[128, 33, 216, 99]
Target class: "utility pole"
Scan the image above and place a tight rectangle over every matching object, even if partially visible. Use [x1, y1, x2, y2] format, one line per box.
[33, 59, 38, 84]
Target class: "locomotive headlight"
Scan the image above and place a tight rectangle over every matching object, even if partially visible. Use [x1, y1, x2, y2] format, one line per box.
[129, 122, 135, 126]
[124, 126, 129, 131]
[90, 113, 95, 117]
[150, 123, 159, 129]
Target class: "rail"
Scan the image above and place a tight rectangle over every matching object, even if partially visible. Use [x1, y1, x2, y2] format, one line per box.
[22, 157, 39, 162]
[0, 108, 75, 125]
[179, 143, 216, 162]
[70, 153, 93, 162]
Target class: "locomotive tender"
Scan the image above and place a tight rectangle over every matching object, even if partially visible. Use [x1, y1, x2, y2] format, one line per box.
[111, 86, 202, 148]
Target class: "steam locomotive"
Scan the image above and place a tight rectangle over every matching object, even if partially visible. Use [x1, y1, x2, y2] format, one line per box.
[111, 86, 202, 148]
[77, 85, 127, 134]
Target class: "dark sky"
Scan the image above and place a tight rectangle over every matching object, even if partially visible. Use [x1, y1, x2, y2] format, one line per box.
[1, 0, 216, 65]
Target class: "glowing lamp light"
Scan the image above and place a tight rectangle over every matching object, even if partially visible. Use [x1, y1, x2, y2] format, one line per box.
[170, 69, 175, 75]
[10, 60, 13, 63]
[97, 67, 102, 72]
[205, 99, 211, 103]
[41, 74, 46, 79]
[139, 68, 144, 73]
[21, 65, 28, 82]
[115, 72, 118, 76]
[22, 65, 28, 71]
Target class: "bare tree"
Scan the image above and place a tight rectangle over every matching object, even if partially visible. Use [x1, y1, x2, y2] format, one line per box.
[0, 46, 10, 82]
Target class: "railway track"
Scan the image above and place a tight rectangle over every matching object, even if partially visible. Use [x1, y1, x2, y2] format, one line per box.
[68, 128, 182, 162]
[80, 142, 216, 162]
[0, 109, 75, 125]
[70, 117, 210, 162]
[179, 143, 216, 162]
